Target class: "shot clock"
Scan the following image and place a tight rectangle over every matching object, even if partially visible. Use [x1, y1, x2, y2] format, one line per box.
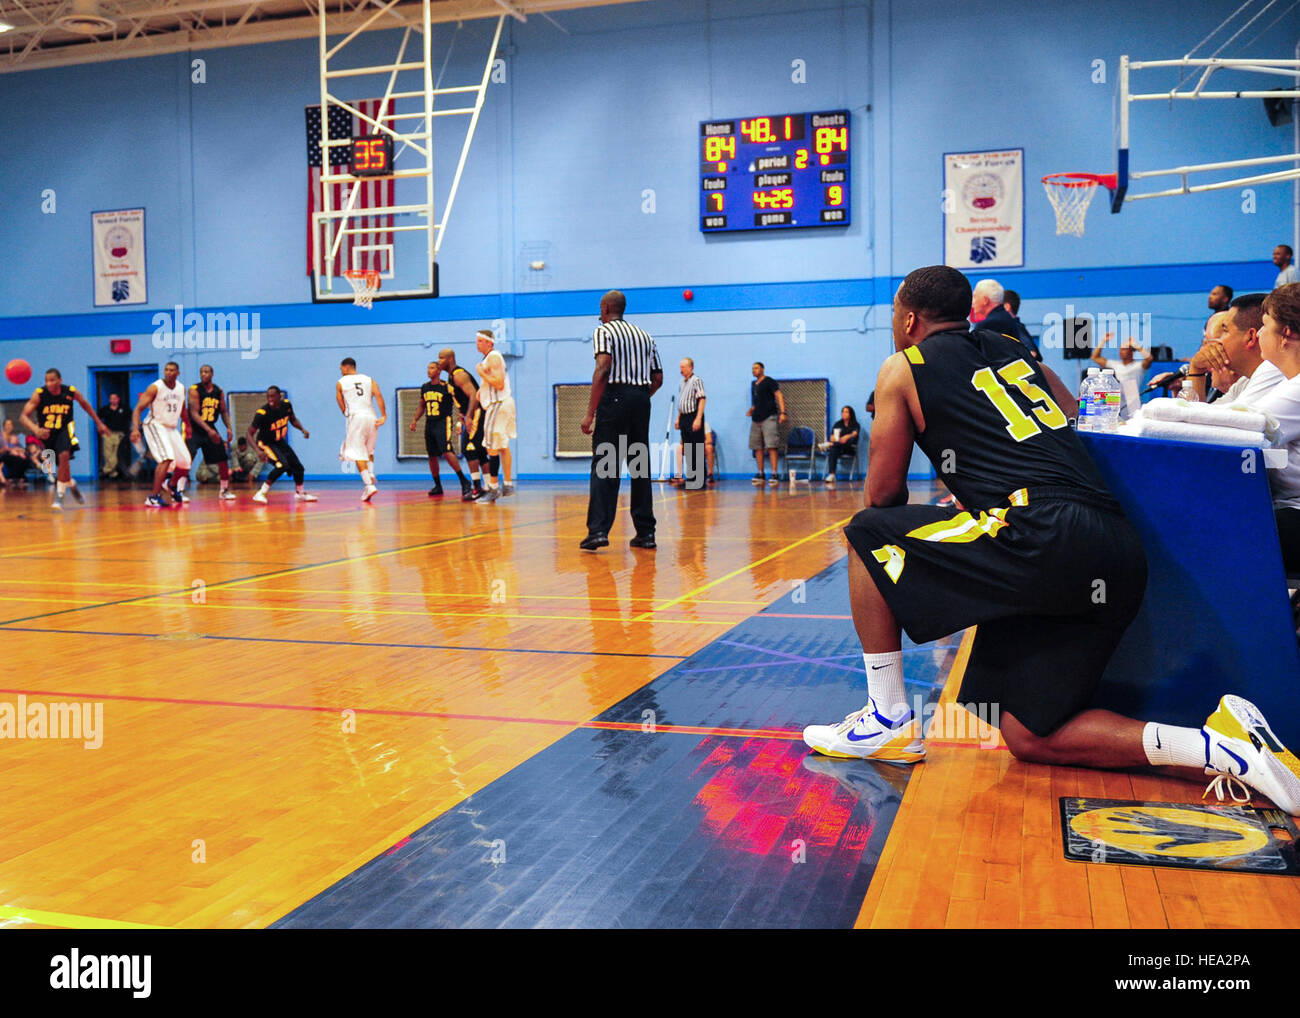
[349, 134, 394, 176]
[699, 110, 850, 233]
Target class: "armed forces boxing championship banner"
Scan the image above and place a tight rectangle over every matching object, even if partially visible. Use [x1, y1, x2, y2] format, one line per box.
[93, 208, 148, 307]
[943, 149, 1023, 270]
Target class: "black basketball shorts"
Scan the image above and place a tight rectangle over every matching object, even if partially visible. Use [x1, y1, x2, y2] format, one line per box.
[844, 486, 1148, 737]
[424, 417, 455, 458]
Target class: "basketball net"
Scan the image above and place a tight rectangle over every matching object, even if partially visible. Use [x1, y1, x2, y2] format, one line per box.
[1042, 173, 1115, 237]
[344, 269, 382, 309]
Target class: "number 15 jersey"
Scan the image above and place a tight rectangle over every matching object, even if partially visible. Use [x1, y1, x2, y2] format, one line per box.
[905, 328, 1106, 511]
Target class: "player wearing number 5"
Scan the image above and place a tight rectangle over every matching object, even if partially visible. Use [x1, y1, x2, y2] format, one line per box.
[803, 266, 1300, 818]
[336, 358, 386, 502]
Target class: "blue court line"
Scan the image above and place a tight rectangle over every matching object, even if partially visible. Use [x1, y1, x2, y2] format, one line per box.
[0, 259, 1277, 339]
[0, 626, 688, 660]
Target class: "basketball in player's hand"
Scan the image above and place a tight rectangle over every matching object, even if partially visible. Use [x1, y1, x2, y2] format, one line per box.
[6, 359, 32, 385]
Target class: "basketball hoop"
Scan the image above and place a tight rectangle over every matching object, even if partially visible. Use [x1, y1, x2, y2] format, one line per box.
[343, 269, 382, 309]
[1042, 173, 1117, 237]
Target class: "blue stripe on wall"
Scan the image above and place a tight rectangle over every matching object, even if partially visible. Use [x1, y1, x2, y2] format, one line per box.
[0, 259, 1277, 340]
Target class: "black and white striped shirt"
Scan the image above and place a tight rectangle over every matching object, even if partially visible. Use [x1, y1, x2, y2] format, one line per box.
[677, 374, 705, 414]
[593, 319, 662, 386]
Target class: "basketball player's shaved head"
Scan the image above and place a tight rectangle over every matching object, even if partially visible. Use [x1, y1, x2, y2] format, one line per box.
[896, 266, 973, 323]
[600, 290, 627, 316]
[438, 348, 455, 362]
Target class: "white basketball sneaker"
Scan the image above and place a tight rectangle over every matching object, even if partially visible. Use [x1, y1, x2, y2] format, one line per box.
[803, 697, 925, 763]
[294, 491, 318, 502]
[361, 484, 378, 502]
[252, 490, 268, 504]
[1202, 695, 1300, 815]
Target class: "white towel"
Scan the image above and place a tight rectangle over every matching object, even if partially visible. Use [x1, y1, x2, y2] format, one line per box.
[1119, 416, 1271, 448]
[1142, 397, 1270, 436]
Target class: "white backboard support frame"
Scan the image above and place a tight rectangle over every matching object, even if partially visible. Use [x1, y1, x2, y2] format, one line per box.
[312, 3, 505, 302]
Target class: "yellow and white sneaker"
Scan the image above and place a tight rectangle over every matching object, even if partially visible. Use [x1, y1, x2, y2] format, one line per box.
[1203, 695, 1300, 815]
[803, 698, 925, 763]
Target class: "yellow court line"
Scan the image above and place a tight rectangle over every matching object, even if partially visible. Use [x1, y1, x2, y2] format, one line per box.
[0, 904, 165, 930]
[105, 598, 738, 627]
[0, 577, 765, 606]
[633, 514, 854, 621]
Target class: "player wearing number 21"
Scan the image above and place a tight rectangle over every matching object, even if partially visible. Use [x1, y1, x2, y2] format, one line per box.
[803, 266, 1300, 820]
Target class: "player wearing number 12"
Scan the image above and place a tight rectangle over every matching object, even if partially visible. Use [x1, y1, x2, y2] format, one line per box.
[803, 266, 1300, 817]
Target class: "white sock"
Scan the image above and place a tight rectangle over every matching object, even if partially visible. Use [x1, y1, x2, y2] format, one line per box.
[257, 483, 269, 495]
[1142, 723, 1206, 769]
[176, 476, 187, 492]
[67, 478, 77, 488]
[56, 481, 66, 497]
[863, 651, 907, 722]
[361, 469, 375, 486]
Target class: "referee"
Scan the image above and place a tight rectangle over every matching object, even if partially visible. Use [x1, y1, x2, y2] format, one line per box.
[675, 358, 707, 490]
[580, 289, 663, 550]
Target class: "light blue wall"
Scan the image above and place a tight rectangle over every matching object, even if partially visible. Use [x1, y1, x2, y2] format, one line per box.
[1, 0, 1295, 478]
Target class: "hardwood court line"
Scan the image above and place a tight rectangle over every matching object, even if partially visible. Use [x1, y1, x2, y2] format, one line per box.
[0, 578, 767, 606]
[0, 503, 367, 559]
[0, 685, 802, 740]
[0, 905, 166, 930]
[0, 501, 592, 626]
[631, 515, 855, 621]
[854, 627, 976, 930]
[110, 599, 742, 627]
[0, 626, 689, 659]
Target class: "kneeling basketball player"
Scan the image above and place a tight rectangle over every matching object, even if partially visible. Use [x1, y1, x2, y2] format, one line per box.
[249, 386, 317, 504]
[803, 265, 1300, 815]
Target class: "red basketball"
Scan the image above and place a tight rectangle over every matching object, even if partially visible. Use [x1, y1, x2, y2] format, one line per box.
[5, 359, 31, 386]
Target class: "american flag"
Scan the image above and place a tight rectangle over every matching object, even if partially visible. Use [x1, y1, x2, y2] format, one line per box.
[306, 98, 395, 276]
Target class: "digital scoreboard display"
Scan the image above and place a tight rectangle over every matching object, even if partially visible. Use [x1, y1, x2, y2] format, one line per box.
[349, 135, 394, 177]
[699, 110, 850, 233]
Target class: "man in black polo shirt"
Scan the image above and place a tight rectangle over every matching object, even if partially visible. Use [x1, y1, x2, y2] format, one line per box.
[580, 290, 663, 550]
[98, 392, 131, 478]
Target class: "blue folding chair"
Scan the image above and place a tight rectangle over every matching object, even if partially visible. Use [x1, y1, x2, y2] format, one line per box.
[784, 426, 816, 480]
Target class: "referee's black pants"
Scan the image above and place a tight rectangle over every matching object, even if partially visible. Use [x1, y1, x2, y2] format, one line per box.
[587, 384, 655, 538]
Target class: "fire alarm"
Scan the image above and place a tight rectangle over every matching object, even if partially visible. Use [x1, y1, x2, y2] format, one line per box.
[110, 338, 132, 354]
[683, 289, 694, 301]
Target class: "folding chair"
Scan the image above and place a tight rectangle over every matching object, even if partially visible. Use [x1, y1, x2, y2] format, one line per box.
[784, 426, 816, 480]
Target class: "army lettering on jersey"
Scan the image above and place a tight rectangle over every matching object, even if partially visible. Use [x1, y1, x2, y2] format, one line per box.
[906, 328, 1104, 510]
[35, 387, 76, 432]
[253, 401, 294, 444]
[421, 380, 455, 421]
[191, 383, 224, 424]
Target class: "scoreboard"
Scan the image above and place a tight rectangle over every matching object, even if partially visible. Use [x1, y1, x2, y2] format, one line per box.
[699, 110, 850, 233]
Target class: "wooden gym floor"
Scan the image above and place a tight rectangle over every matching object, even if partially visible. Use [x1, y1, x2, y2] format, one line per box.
[0, 477, 1295, 929]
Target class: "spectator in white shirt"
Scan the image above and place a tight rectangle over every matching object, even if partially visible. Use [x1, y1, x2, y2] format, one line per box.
[1251, 284, 1300, 572]
[1179, 293, 1283, 404]
[1275, 245, 1300, 288]
[1091, 333, 1153, 420]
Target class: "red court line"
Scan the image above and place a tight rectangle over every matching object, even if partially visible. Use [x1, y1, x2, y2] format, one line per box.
[0, 686, 803, 742]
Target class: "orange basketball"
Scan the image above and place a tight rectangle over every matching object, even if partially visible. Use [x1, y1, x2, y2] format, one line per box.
[5, 359, 31, 386]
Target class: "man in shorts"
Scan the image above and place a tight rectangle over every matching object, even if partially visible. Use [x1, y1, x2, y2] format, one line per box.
[802, 265, 1300, 816]
[747, 362, 785, 486]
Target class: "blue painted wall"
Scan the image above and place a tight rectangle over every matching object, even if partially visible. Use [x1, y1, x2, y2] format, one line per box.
[1, 0, 1295, 478]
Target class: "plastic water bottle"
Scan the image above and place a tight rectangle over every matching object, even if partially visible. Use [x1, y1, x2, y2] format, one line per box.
[1178, 381, 1201, 403]
[1095, 369, 1122, 432]
[1077, 367, 1101, 431]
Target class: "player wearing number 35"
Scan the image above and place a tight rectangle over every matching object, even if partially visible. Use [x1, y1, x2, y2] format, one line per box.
[802, 265, 1300, 819]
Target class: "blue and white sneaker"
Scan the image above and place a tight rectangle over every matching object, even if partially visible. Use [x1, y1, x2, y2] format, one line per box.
[145, 494, 167, 508]
[802, 697, 925, 763]
[1203, 694, 1300, 815]
[166, 485, 188, 504]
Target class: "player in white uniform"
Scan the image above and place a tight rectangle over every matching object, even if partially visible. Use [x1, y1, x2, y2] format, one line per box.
[336, 357, 386, 502]
[464, 329, 516, 501]
[131, 361, 193, 508]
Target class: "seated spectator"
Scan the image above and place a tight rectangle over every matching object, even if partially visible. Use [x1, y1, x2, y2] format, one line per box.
[231, 437, 263, 484]
[1002, 289, 1043, 361]
[1092, 334, 1154, 420]
[822, 406, 860, 484]
[25, 434, 53, 483]
[972, 279, 1040, 361]
[1246, 284, 1300, 573]
[195, 461, 220, 485]
[1, 420, 29, 488]
[1177, 294, 1280, 404]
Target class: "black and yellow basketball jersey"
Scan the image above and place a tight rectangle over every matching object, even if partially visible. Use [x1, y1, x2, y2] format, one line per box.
[191, 383, 224, 424]
[421, 380, 455, 421]
[906, 328, 1105, 510]
[449, 366, 478, 415]
[252, 401, 293, 444]
[35, 386, 75, 432]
